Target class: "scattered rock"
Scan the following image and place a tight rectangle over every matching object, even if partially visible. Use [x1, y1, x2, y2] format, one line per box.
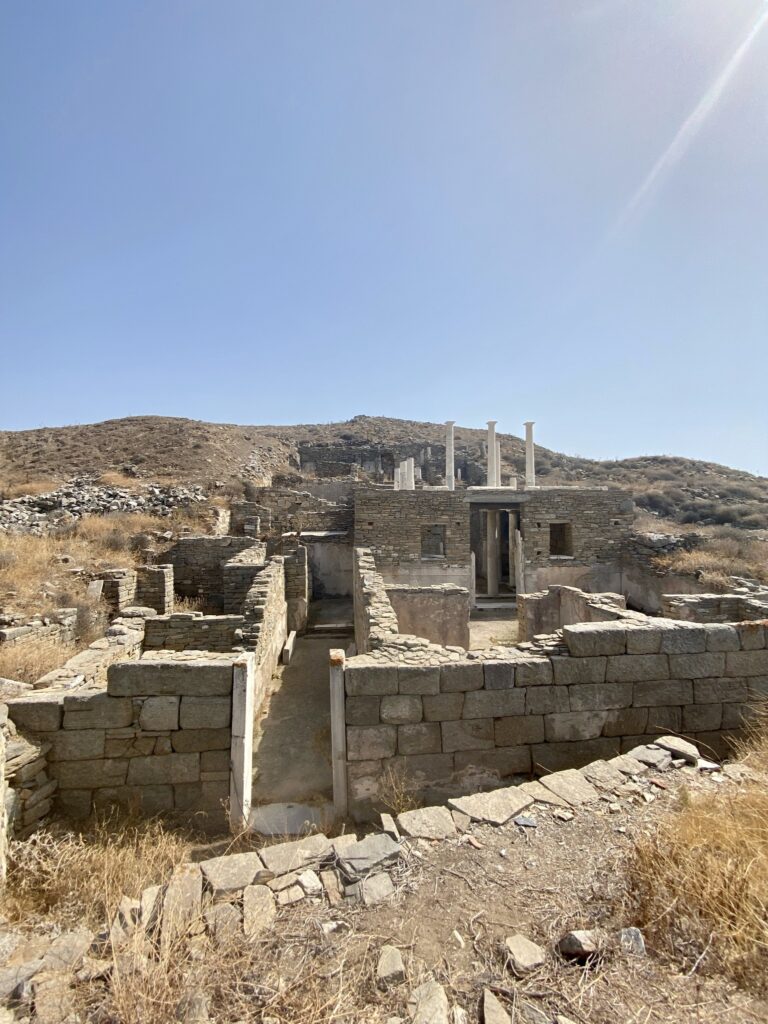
[451, 809, 472, 831]
[482, 988, 511, 1024]
[376, 944, 405, 989]
[297, 869, 323, 896]
[557, 929, 604, 961]
[407, 979, 449, 1024]
[397, 805, 456, 840]
[619, 927, 646, 956]
[654, 735, 700, 764]
[380, 812, 401, 839]
[204, 902, 242, 944]
[503, 933, 546, 974]
[160, 864, 203, 953]
[338, 833, 402, 877]
[31, 971, 75, 1024]
[259, 833, 332, 876]
[361, 872, 395, 905]
[625, 745, 672, 771]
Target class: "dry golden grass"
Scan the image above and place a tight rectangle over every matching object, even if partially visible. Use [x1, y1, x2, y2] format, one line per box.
[0, 476, 62, 500]
[96, 470, 143, 489]
[627, 707, 768, 995]
[656, 533, 768, 586]
[0, 641, 72, 684]
[3, 813, 195, 929]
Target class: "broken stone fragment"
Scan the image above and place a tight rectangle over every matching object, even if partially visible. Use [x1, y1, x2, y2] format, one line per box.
[160, 863, 203, 953]
[407, 979, 449, 1024]
[243, 884, 276, 937]
[396, 805, 456, 840]
[447, 786, 532, 826]
[625, 745, 672, 771]
[482, 988, 511, 1024]
[361, 871, 394, 905]
[619, 927, 646, 956]
[259, 833, 332, 876]
[204, 902, 242, 944]
[297, 869, 323, 896]
[376, 944, 405, 990]
[556, 929, 604, 961]
[503, 933, 546, 974]
[653, 735, 700, 764]
[31, 970, 75, 1024]
[199, 851, 267, 897]
[538, 769, 599, 807]
[338, 833, 402, 878]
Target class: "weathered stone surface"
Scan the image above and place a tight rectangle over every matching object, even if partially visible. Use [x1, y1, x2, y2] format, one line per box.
[204, 902, 242, 943]
[557, 929, 604, 960]
[345, 665, 398, 697]
[504, 933, 546, 974]
[243, 884, 276, 936]
[483, 662, 515, 690]
[602, 707, 648, 736]
[127, 752, 199, 785]
[398, 666, 440, 695]
[568, 682, 632, 711]
[6, 695, 63, 732]
[49, 729, 105, 762]
[249, 802, 330, 837]
[625, 743, 673, 770]
[563, 622, 626, 658]
[659, 626, 707, 654]
[625, 626, 663, 654]
[108, 659, 234, 697]
[62, 693, 133, 730]
[52, 757, 128, 790]
[518, 779, 570, 807]
[200, 852, 266, 897]
[551, 656, 607, 685]
[42, 928, 93, 972]
[633, 680, 692, 707]
[381, 695, 423, 725]
[682, 703, 722, 732]
[179, 696, 231, 730]
[531, 737, 620, 773]
[407, 979, 449, 1024]
[161, 863, 202, 952]
[483, 988, 511, 1024]
[606, 655, 669, 683]
[440, 663, 484, 692]
[607, 753, 648, 775]
[171, 728, 230, 753]
[668, 652, 725, 679]
[361, 871, 395, 905]
[725, 650, 768, 677]
[376, 944, 406, 989]
[347, 725, 397, 761]
[580, 759, 626, 791]
[525, 686, 569, 715]
[397, 723, 442, 755]
[494, 715, 544, 746]
[32, 971, 75, 1024]
[139, 696, 179, 731]
[441, 719, 493, 752]
[345, 695, 381, 726]
[448, 786, 533, 825]
[545, 711, 607, 742]
[539, 769, 599, 806]
[259, 833, 332, 876]
[454, 746, 531, 776]
[422, 693, 464, 721]
[516, 659, 553, 686]
[397, 805, 456, 840]
[654, 735, 699, 763]
[463, 689, 524, 719]
[339, 833, 401, 876]
[702, 624, 740, 652]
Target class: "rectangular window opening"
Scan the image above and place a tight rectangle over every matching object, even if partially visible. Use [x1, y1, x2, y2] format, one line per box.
[421, 524, 446, 558]
[549, 522, 573, 556]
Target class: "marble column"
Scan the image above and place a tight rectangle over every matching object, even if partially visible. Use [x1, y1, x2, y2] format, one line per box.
[496, 440, 502, 486]
[406, 457, 415, 490]
[486, 509, 499, 597]
[445, 421, 455, 491]
[394, 467, 401, 490]
[524, 421, 536, 488]
[487, 420, 497, 488]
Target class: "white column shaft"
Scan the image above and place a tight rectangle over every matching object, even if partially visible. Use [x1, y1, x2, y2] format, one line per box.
[487, 420, 497, 488]
[524, 421, 536, 487]
[445, 421, 455, 491]
[486, 509, 499, 597]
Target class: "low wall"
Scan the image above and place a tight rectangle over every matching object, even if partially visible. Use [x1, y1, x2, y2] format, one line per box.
[98, 566, 174, 615]
[240, 559, 288, 668]
[0, 609, 78, 659]
[284, 544, 310, 633]
[517, 585, 635, 641]
[143, 614, 244, 653]
[221, 547, 270, 614]
[32, 616, 145, 690]
[352, 549, 399, 654]
[342, 617, 767, 818]
[387, 584, 470, 649]
[662, 592, 768, 623]
[6, 653, 255, 828]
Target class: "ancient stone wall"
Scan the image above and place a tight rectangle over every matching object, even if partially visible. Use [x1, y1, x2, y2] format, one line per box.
[143, 614, 244, 653]
[662, 592, 768, 623]
[240, 558, 288, 664]
[32, 616, 145, 690]
[6, 654, 247, 825]
[98, 565, 174, 615]
[343, 617, 767, 818]
[354, 490, 471, 589]
[517, 585, 636, 641]
[352, 549, 399, 654]
[386, 584, 470, 649]
[236, 487, 353, 539]
[220, 547, 270, 614]
[0, 704, 7, 885]
[284, 544, 310, 632]
[0, 609, 78, 660]
[164, 537, 264, 609]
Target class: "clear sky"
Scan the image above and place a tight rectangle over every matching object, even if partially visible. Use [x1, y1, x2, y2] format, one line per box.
[2, 1, 767, 474]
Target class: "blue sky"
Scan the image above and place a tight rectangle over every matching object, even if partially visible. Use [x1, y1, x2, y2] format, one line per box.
[2, 1, 767, 474]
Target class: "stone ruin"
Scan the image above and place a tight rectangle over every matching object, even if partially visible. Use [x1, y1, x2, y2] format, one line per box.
[1, 418, 766, 882]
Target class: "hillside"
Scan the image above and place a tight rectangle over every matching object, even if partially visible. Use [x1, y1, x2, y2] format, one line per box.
[1, 415, 766, 529]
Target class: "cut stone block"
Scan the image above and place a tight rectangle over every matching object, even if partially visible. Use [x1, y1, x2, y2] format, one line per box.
[448, 786, 533, 826]
[139, 696, 179, 731]
[525, 686, 569, 715]
[633, 680, 693, 707]
[347, 725, 397, 761]
[398, 666, 440, 695]
[551, 657, 607, 686]
[259, 833, 332, 876]
[396, 805, 456, 840]
[397, 723, 441, 755]
[126, 752, 199, 786]
[440, 663, 484, 692]
[659, 626, 708, 654]
[160, 864, 202, 952]
[376, 944, 406, 989]
[62, 694, 133, 730]
[545, 711, 607, 742]
[200, 852, 266, 897]
[441, 719, 493, 752]
[668, 653, 725, 679]
[171, 728, 230, 753]
[179, 696, 231, 730]
[243, 884, 276, 937]
[538, 769, 599, 806]
[422, 693, 464, 721]
[345, 665, 398, 697]
[108, 659, 234, 697]
[563, 622, 626, 657]
[504, 933, 546, 974]
[653, 735, 699, 764]
[494, 715, 544, 746]
[516, 659, 554, 686]
[483, 662, 515, 690]
[338, 833, 402, 877]
[49, 729, 105, 762]
[345, 695, 381, 726]
[463, 689, 524, 719]
[380, 695, 423, 725]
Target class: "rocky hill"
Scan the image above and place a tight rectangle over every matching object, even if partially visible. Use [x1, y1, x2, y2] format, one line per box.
[1, 415, 766, 529]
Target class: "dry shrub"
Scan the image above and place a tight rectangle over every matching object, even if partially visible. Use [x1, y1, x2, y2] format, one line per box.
[0, 477, 61, 500]
[96, 470, 142, 488]
[0, 641, 71, 684]
[174, 594, 206, 613]
[3, 813, 194, 929]
[377, 762, 422, 814]
[656, 536, 768, 586]
[626, 708, 768, 994]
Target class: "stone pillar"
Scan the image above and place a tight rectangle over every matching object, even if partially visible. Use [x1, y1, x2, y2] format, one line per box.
[406, 457, 415, 490]
[486, 509, 499, 597]
[524, 421, 536, 488]
[394, 467, 401, 490]
[329, 649, 348, 819]
[445, 421, 455, 491]
[487, 421, 497, 488]
[496, 440, 501, 486]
